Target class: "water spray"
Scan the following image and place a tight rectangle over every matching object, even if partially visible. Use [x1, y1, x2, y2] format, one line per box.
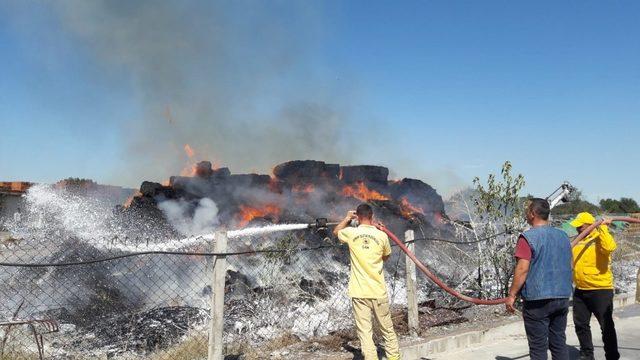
[226, 223, 311, 238]
[225, 219, 341, 239]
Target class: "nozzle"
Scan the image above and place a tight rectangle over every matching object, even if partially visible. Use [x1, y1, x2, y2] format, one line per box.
[308, 218, 340, 229]
[309, 218, 328, 229]
[309, 218, 331, 242]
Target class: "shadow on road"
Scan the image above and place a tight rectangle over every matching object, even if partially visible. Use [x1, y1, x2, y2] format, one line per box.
[495, 345, 581, 360]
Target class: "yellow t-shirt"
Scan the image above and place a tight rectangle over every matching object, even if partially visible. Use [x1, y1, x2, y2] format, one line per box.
[338, 224, 392, 299]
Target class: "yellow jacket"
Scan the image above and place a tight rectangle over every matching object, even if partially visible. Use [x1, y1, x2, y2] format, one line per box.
[572, 225, 616, 290]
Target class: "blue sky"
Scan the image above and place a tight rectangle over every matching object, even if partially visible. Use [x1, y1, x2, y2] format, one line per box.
[0, 1, 638, 202]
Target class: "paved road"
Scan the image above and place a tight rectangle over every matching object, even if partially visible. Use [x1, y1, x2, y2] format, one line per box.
[435, 304, 640, 360]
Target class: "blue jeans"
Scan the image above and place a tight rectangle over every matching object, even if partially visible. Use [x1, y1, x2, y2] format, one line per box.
[523, 298, 569, 360]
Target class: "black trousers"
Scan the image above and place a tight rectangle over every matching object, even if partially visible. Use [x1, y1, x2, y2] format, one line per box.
[573, 289, 619, 360]
[523, 298, 570, 360]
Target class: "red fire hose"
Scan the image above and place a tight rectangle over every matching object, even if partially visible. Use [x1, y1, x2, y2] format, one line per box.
[571, 216, 640, 247]
[379, 215, 640, 306]
[380, 227, 507, 305]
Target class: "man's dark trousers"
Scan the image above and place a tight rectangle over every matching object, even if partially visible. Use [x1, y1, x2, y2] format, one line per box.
[573, 289, 619, 360]
[523, 298, 570, 360]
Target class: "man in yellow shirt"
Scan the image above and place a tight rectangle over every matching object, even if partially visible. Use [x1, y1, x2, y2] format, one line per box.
[333, 203, 400, 360]
[570, 212, 619, 360]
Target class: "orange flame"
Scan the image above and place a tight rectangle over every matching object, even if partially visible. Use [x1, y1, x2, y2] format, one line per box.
[434, 212, 444, 224]
[178, 144, 221, 176]
[237, 204, 281, 226]
[342, 182, 389, 201]
[123, 190, 142, 208]
[184, 144, 195, 158]
[180, 165, 197, 177]
[178, 144, 198, 176]
[400, 197, 424, 218]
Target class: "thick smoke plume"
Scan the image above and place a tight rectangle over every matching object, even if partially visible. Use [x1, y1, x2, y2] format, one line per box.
[47, 0, 352, 186]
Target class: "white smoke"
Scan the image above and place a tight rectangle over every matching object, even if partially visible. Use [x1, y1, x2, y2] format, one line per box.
[158, 197, 219, 237]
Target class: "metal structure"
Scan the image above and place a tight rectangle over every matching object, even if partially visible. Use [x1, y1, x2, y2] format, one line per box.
[0, 318, 59, 360]
[546, 181, 576, 209]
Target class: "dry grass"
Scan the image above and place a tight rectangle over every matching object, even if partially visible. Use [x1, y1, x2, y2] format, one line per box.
[0, 350, 39, 360]
[231, 333, 300, 360]
[135, 331, 301, 360]
[146, 333, 208, 360]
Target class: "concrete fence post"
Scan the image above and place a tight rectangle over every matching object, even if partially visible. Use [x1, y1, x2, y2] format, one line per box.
[636, 267, 640, 304]
[208, 232, 227, 360]
[405, 230, 419, 336]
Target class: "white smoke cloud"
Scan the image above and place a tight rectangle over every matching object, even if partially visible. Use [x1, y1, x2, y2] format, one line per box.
[158, 197, 219, 236]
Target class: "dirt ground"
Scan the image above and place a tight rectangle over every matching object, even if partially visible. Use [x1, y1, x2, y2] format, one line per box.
[240, 302, 520, 359]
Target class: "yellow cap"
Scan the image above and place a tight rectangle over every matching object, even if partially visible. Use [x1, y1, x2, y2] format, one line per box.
[570, 212, 596, 228]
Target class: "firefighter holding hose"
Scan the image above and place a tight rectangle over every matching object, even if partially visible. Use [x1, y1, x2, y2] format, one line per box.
[570, 212, 619, 360]
[333, 204, 400, 360]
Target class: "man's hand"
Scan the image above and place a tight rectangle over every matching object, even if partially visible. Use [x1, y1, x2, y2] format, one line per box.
[506, 258, 529, 313]
[602, 216, 613, 226]
[333, 210, 357, 236]
[505, 295, 517, 313]
[374, 221, 386, 231]
[345, 210, 357, 221]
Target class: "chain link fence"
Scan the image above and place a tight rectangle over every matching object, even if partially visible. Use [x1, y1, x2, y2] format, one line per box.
[2, 216, 639, 360]
[1, 228, 441, 360]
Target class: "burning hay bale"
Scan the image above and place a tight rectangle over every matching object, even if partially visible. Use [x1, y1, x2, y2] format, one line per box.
[124, 160, 447, 233]
[273, 160, 340, 182]
[340, 165, 389, 184]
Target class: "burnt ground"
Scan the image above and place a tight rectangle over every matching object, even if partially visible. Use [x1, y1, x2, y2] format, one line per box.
[233, 302, 520, 360]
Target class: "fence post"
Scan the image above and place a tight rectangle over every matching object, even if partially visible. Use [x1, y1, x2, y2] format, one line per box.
[636, 267, 640, 304]
[208, 232, 227, 360]
[405, 230, 419, 336]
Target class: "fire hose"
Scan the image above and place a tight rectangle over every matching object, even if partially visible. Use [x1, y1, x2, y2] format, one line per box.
[312, 219, 511, 304]
[379, 226, 508, 305]
[570, 216, 640, 247]
[371, 216, 640, 306]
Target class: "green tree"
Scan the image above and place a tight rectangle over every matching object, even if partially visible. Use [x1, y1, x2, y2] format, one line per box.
[600, 197, 640, 213]
[599, 199, 622, 213]
[619, 197, 640, 213]
[468, 161, 526, 298]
